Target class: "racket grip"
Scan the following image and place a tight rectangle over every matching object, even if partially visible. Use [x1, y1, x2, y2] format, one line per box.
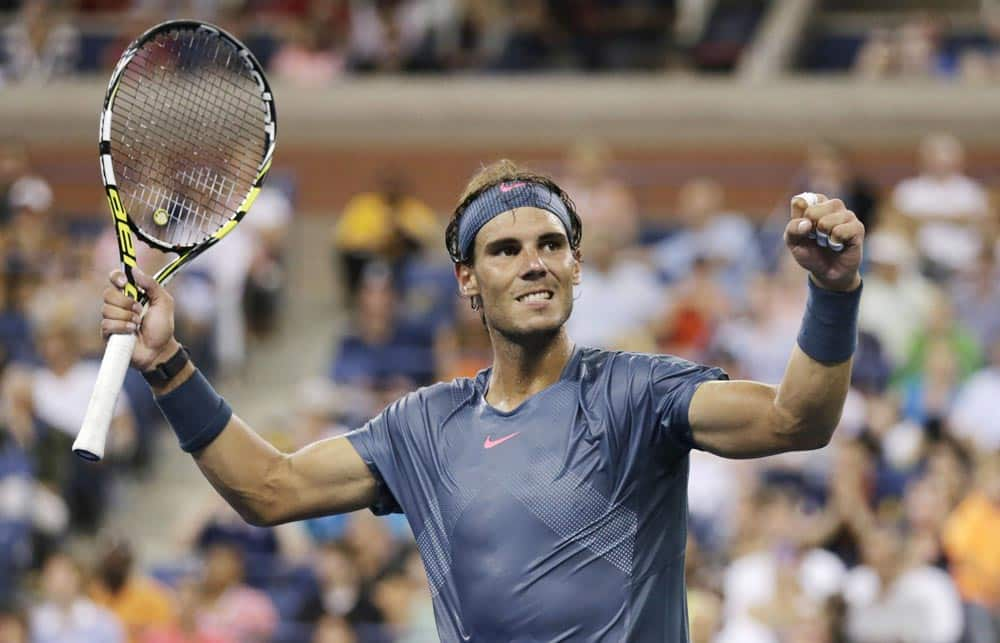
[74, 333, 138, 461]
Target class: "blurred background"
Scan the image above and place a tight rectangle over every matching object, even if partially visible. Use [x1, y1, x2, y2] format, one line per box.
[1, 0, 1000, 641]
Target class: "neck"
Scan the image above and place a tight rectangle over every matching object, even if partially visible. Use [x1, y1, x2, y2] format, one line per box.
[485, 327, 574, 412]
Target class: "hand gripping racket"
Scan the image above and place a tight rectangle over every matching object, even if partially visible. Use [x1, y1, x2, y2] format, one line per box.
[74, 20, 277, 461]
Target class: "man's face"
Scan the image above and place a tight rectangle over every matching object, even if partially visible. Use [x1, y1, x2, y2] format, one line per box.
[456, 208, 580, 342]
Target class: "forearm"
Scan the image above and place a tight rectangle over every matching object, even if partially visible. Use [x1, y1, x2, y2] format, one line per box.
[193, 415, 288, 526]
[150, 343, 286, 525]
[150, 343, 377, 525]
[772, 345, 853, 448]
[772, 275, 861, 448]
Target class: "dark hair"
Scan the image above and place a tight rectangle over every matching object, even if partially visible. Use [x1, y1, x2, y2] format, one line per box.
[445, 159, 583, 266]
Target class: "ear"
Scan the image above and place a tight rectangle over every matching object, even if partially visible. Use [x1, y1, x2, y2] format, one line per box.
[571, 249, 582, 286]
[455, 263, 480, 297]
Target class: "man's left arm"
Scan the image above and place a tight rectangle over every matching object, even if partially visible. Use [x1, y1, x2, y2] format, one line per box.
[688, 193, 865, 459]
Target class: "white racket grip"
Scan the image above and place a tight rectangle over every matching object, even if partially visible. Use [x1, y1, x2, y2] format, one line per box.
[74, 333, 138, 461]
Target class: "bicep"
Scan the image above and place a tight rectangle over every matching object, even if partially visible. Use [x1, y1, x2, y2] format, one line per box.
[194, 415, 378, 526]
[688, 379, 799, 458]
[273, 435, 379, 523]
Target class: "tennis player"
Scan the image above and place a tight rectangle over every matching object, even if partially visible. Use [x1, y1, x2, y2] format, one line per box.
[100, 160, 864, 641]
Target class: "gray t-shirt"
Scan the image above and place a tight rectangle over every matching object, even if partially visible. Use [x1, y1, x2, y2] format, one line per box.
[347, 346, 727, 642]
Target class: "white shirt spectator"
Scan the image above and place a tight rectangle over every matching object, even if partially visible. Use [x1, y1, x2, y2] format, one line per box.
[567, 260, 661, 349]
[893, 173, 990, 272]
[948, 366, 1000, 451]
[857, 232, 937, 367]
[31, 362, 129, 438]
[723, 548, 847, 625]
[843, 565, 963, 643]
[30, 599, 123, 643]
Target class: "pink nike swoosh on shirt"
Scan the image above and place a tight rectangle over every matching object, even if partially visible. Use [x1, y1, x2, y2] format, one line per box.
[483, 432, 521, 449]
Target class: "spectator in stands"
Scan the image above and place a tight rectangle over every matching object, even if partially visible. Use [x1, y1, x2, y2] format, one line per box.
[346, 0, 444, 72]
[909, 295, 982, 387]
[0, 267, 38, 366]
[558, 140, 639, 242]
[6, 175, 54, 276]
[239, 187, 294, 340]
[949, 336, 1000, 452]
[332, 170, 438, 302]
[654, 255, 730, 361]
[0, 139, 29, 228]
[0, 606, 29, 643]
[89, 538, 174, 643]
[371, 567, 434, 643]
[313, 541, 381, 627]
[719, 485, 846, 642]
[842, 524, 963, 643]
[857, 231, 937, 369]
[141, 577, 233, 643]
[489, 0, 558, 71]
[714, 257, 804, 385]
[434, 293, 492, 381]
[0, 0, 79, 84]
[958, 2, 1000, 83]
[653, 177, 761, 305]
[3, 313, 135, 531]
[853, 14, 947, 81]
[891, 132, 993, 278]
[0, 418, 37, 603]
[341, 512, 406, 586]
[311, 614, 356, 643]
[180, 495, 310, 573]
[329, 263, 436, 392]
[441, 0, 507, 70]
[853, 27, 895, 80]
[566, 210, 660, 350]
[897, 335, 965, 432]
[795, 140, 879, 232]
[554, 0, 674, 71]
[271, 20, 347, 86]
[951, 246, 1000, 352]
[193, 545, 278, 643]
[942, 452, 1000, 642]
[30, 551, 124, 643]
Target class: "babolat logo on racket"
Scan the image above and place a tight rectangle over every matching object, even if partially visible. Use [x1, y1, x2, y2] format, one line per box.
[106, 188, 139, 298]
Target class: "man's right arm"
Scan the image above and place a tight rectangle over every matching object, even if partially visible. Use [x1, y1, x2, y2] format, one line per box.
[102, 270, 378, 527]
[192, 409, 378, 526]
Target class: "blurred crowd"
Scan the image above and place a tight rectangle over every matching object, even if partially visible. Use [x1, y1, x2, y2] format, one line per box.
[5, 0, 1000, 85]
[1, 127, 1000, 642]
[852, 6, 1000, 83]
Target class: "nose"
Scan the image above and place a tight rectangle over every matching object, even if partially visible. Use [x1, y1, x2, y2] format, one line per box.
[520, 247, 548, 280]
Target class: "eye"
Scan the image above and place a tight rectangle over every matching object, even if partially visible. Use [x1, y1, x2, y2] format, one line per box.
[542, 239, 564, 251]
[496, 246, 518, 257]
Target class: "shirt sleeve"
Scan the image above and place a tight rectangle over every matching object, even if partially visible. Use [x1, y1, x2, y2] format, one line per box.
[345, 404, 405, 516]
[645, 353, 729, 453]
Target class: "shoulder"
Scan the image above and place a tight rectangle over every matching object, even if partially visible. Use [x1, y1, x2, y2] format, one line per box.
[384, 377, 478, 424]
[573, 346, 722, 383]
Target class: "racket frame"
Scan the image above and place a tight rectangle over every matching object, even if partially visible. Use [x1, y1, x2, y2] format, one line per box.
[76, 20, 277, 461]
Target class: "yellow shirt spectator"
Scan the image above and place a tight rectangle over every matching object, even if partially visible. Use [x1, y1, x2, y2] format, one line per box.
[90, 576, 174, 642]
[334, 192, 438, 257]
[942, 490, 1000, 610]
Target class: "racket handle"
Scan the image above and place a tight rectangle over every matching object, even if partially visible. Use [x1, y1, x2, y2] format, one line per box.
[74, 333, 138, 461]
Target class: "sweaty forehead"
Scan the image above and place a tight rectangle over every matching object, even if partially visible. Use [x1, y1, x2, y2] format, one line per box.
[474, 207, 567, 247]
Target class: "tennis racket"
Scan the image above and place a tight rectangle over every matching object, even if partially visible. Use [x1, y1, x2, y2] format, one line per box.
[73, 20, 277, 461]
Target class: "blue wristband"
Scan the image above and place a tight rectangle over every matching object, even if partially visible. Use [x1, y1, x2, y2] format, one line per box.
[796, 278, 862, 364]
[155, 369, 232, 453]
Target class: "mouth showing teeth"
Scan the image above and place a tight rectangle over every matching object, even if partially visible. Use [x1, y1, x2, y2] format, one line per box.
[516, 290, 554, 303]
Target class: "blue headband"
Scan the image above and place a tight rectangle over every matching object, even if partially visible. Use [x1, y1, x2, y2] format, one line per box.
[457, 181, 573, 262]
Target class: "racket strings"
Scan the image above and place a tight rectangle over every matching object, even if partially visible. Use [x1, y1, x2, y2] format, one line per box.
[109, 27, 267, 248]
